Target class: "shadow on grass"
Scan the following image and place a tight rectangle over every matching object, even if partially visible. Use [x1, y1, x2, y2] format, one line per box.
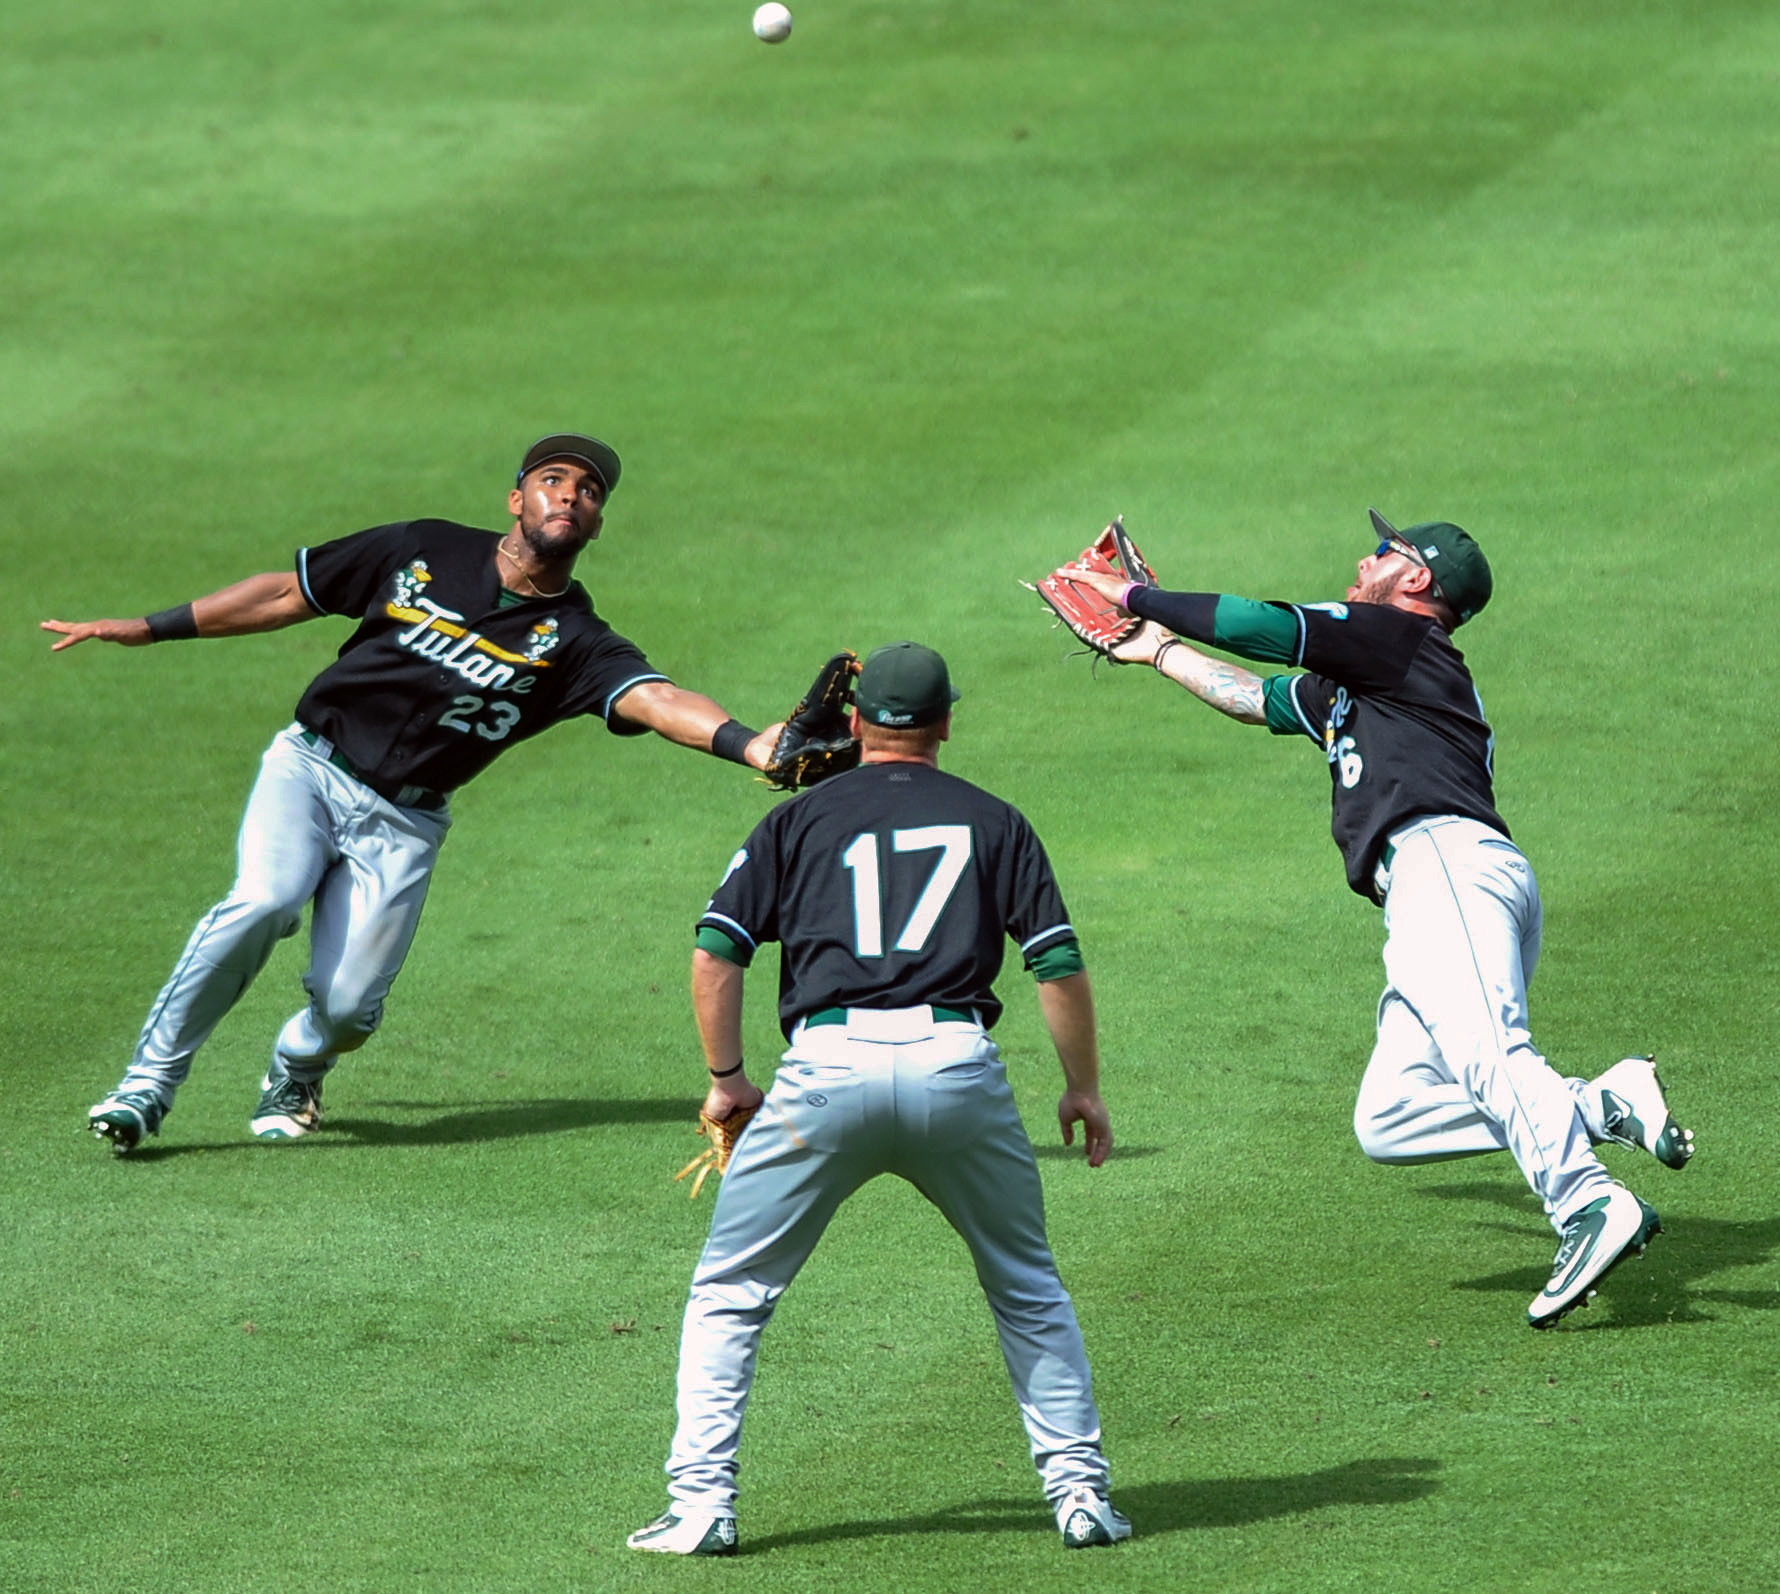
[118, 1097, 691, 1158]
[1032, 1142, 1162, 1161]
[1418, 1180, 1780, 1327]
[746, 1457, 1441, 1550]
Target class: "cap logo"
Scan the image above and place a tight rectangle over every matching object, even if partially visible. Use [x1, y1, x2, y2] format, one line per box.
[877, 711, 914, 726]
[1423, 544, 1441, 557]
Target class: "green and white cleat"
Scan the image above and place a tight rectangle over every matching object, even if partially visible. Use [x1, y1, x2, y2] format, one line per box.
[1057, 1489, 1133, 1548]
[1529, 1186, 1661, 1329]
[626, 1509, 738, 1556]
[1595, 1056, 1694, 1169]
[87, 1089, 168, 1154]
[251, 1073, 324, 1141]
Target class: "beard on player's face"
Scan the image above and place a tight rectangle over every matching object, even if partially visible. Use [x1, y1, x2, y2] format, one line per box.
[518, 504, 595, 558]
[1347, 556, 1409, 606]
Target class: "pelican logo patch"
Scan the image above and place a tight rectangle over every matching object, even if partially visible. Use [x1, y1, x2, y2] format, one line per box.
[390, 561, 433, 608]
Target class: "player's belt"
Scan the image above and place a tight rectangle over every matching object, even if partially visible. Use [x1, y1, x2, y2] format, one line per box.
[298, 729, 448, 812]
[802, 1004, 978, 1028]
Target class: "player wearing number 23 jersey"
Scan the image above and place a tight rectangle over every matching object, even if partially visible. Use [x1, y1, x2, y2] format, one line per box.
[50, 435, 783, 1153]
[630, 643, 1128, 1558]
[1062, 509, 1691, 1329]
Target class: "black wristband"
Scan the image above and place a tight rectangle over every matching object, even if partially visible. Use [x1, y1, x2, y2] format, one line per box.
[710, 719, 759, 765]
[144, 603, 199, 642]
[708, 1060, 745, 1078]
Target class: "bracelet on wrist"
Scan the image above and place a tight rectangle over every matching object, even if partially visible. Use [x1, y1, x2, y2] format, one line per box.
[711, 719, 760, 765]
[708, 1059, 745, 1079]
[1152, 639, 1179, 674]
[145, 603, 199, 643]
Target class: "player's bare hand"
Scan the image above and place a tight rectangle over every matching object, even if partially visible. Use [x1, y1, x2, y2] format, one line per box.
[1108, 619, 1169, 668]
[743, 722, 786, 773]
[703, 1071, 765, 1124]
[1059, 1090, 1112, 1167]
[1056, 567, 1133, 609]
[40, 618, 153, 651]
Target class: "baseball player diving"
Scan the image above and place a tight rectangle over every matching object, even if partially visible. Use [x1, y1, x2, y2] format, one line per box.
[44, 434, 786, 1153]
[627, 642, 1129, 1556]
[1058, 512, 1694, 1329]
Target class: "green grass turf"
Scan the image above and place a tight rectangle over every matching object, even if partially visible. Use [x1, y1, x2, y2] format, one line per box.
[4, 1, 1779, 1589]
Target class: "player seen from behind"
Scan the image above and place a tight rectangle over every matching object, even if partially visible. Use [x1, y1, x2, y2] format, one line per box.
[1059, 511, 1693, 1329]
[628, 642, 1128, 1556]
[45, 434, 785, 1153]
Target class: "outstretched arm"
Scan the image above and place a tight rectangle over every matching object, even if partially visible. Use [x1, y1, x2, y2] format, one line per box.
[1035, 971, 1112, 1166]
[42, 571, 318, 651]
[1062, 568, 1272, 726]
[609, 680, 782, 771]
[1146, 632, 1268, 724]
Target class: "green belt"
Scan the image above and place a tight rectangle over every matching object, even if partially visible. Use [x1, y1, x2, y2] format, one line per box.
[803, 1004, 977, 1028]
[299, 730, 448, 812]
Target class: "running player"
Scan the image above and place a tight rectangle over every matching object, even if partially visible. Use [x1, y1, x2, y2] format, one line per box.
[44, 434, 783, 1151]
[1060, 511, 1693, 1328]
[627, 642, 1128, 1556]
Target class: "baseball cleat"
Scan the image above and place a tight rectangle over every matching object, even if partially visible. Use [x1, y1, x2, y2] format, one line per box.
[250, 1073, 324, 1141]
[1528, 1186, 1661, 1329]
[1595, 1056, 1694, 1169]
[87, 1089, 168, 1153]
[625, 1509, 739, 1556]
[1056, 1488, 1132, 1549]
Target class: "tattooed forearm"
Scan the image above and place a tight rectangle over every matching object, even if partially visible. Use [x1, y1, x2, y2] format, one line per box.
[1154, 638, 1267, 724]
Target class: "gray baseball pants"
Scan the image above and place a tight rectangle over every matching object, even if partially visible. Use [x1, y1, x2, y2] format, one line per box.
[117, 725, 449, 1100]
[663, 1006, 1111, 1515]
[1351, 816, 1615, 1231]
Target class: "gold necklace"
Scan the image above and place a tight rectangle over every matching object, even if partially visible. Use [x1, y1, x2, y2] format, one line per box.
[499, 538, 570, 599]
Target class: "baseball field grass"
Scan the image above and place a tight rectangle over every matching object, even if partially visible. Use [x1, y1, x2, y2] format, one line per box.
[4, 1, 1778, 1589]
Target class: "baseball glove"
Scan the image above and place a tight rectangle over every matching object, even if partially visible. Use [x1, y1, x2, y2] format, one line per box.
[761, 651, 862, 791]
[675, 1103, 759, 1199]
[1029, 517, 1160, 659]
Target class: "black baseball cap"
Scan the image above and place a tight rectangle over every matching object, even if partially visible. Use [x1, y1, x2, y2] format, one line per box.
[1368, 508, 1492, 624]
[856, 642, 961, 728]
[517, 433, 622, 498]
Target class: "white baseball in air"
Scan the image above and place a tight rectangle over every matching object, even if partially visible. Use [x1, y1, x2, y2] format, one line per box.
[752, 3, 793, 43]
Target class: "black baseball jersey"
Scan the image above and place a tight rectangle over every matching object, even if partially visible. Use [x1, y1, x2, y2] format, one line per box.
[293, 520, 666, 796]
[699, 762, 1076, 1035]
[1267, 602, 1508, 898]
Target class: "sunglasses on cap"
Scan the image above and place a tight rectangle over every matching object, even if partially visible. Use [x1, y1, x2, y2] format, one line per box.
[1374, 538, 1448, 600]
[1375, 537, 1426, 566]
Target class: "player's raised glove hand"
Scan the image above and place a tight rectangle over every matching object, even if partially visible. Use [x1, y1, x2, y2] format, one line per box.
[1029, 518, 1160, 661]
[675, 1074, 765, 1199]
[762, 651, 862, 790]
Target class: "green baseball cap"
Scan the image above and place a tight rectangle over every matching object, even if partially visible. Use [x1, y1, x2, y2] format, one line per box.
[1369, 508, 1492, 624]
[518, 433, 622, 498]
[856, 642, 961, 728]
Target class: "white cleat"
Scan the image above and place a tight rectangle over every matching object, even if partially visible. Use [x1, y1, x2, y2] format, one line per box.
[1057, 1488, 1133, 1548]
[1594, 1056, 1693, 1169]
[1528, 1185, 1661, 1329]
[626, 1509, 738, 1556]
